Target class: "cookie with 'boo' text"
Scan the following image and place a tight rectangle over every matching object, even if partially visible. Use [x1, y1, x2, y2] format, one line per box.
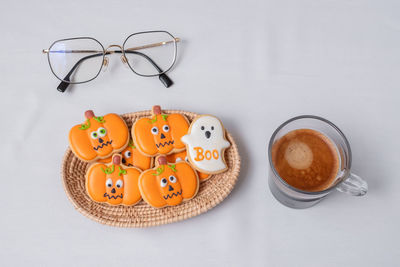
[181, 115, 231, 174]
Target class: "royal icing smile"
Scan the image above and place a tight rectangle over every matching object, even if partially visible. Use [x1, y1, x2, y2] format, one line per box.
[181, 115, 230, 174]
[93, 140, 113, 151]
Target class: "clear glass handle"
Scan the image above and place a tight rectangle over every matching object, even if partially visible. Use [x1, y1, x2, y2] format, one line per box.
[336, 173, 368, 196]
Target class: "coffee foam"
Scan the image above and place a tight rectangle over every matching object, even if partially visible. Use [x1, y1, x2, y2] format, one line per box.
[284, 140, 313, 170]
[271, 128, 340, 192]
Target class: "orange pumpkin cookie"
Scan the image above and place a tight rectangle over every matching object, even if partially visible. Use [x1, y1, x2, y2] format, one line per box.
[86, 154, 142, 206]
[97, 140, 153, 171]
[69, 110, 129, 162]
[166, 151, 211, 181]
[132, 105, 189, 157]
[138, 156, 199, 208]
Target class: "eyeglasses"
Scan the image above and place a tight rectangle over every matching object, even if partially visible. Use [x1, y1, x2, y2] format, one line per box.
[43, 31, 179, 92]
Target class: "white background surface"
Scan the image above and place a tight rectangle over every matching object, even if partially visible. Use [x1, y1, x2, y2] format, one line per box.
[1, 0, 399, 266]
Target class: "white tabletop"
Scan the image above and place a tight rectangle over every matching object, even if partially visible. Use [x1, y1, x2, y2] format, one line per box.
[1, 0, 400, 266]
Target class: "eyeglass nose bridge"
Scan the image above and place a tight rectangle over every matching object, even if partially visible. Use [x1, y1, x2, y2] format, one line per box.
[104, 44, 129, 65]
[105, 44, 123, 53]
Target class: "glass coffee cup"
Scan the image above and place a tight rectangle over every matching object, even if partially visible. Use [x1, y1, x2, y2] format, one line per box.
[268, 115, 368, 209]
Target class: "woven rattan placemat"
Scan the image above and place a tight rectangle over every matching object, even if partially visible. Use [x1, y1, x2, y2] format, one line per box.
[61, 110, 241, 227]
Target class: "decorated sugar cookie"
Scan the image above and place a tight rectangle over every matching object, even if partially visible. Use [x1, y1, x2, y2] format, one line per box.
[69, 110, 129, 162]
[97, 140, 153, 171]
[120, 140, 154, 170]
[138, 156, 199, 208]
[132, 105, 189, 157]
[181, 115, 230, 174]
[86, 154, 142, 206]
[166, 151, 211, 181]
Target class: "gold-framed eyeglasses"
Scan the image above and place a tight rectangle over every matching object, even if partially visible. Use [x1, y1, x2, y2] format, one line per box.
[42, 31, 179, 92]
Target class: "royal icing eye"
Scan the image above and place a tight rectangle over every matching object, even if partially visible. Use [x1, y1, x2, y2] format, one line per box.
[151, 126, 159, 135]
[185, 156, 188, 162]
[124, 151, 131, 158]
[201, 126, 205, 130]
[116, 179, 123, 188]
[90, 131, 98, 139]
[176, 157, 182, 162]
[106, 178, 113, 188]
[169, 175, 177, 183]
[163, 125, 170, 132]
[97, 127, 107, 137]
[211, 126, 214, 130]
[160, 178, 168, 187]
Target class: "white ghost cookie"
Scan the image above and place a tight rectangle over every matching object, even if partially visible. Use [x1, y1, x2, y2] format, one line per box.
[181, 115, 230, 174]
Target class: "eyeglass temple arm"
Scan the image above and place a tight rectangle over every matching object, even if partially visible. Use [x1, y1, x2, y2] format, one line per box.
[125, 38, 180, 51]
[56, 53, 102, 92]
[56, 50, 172, 92]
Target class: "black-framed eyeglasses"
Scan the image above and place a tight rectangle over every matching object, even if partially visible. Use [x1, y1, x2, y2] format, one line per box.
[42, 31, 179, 92]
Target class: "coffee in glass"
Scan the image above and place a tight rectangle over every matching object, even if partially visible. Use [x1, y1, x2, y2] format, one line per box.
[268, 115, 367, 209]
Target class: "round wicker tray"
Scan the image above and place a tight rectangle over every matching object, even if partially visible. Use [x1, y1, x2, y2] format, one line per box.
[61, 110, 241, 227]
